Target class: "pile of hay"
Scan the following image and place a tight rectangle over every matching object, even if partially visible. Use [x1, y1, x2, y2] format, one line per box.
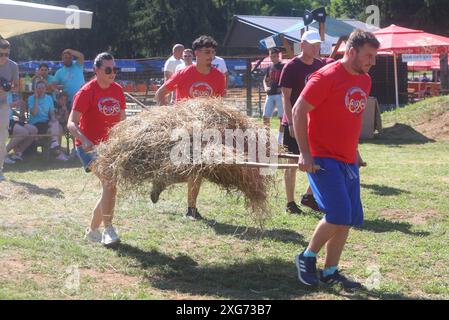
[92, 98, 275, 225]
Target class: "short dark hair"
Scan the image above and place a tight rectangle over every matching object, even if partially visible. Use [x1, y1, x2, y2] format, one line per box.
[0, 38, 10, 50]
[192, 35, 218, 51]
[269, 47, 281, 54]
[94, 52, 114, 68]
[38, 63, 49, 70]
[346, 29, 380, 53]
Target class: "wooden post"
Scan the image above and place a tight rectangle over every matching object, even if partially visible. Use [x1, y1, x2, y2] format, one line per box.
[319, 22, 325, 41]
[440, 53, 449, 95]
[330, 36, 345, 59]
[246, 58, 253, 116]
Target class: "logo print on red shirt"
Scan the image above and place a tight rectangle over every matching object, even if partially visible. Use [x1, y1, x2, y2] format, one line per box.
[189, 82, 213, 98]
[98, 97, 121, 116]
[345, 87, 367, 114]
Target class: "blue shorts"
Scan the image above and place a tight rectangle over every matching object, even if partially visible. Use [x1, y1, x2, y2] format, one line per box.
[307, 157, 363, 226]
[263, 94, 284, 118]
[76, 147, 97, 173]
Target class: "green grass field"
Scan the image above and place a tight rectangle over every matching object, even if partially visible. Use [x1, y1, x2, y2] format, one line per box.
[1, 97, 448, 300]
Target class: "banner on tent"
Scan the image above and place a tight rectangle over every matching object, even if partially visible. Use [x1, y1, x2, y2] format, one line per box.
[402, 54, 433, 62]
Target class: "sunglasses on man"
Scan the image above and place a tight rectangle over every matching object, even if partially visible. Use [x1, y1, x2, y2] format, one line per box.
[104, 67, 119, 75]
[0, 52, 10, 58]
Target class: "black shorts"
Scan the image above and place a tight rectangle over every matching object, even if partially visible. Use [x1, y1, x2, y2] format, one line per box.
[33, 122, 49, 135]
[283, 125, 300, 155]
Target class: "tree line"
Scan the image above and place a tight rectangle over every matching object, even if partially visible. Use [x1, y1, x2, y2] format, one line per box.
[7, 0, 449, 60]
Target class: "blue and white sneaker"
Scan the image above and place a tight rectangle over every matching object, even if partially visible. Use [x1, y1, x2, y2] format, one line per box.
[295, 252, 319, 287]
[319, 269, 362, 290]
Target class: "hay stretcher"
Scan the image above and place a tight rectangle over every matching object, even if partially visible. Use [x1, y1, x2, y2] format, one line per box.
[124, 92, 320, 171]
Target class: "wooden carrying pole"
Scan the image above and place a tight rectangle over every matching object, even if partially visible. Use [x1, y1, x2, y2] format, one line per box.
[125, 92, 150, 110]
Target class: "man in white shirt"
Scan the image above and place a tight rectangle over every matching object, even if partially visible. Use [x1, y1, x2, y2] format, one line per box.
[212, 55, 229, 88]
[164, 44, 184, 81]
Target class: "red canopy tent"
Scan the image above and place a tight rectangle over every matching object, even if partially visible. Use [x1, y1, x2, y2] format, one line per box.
[372, 25, 449, 106]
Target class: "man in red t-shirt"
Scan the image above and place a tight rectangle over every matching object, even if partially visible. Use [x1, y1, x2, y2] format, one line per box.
[155, 35, 226, 221]
[292, 30, 380, 289]
[68, 52, 126, 247]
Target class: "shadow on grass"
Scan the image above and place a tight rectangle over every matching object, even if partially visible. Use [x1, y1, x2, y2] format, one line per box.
[358, 219, 430, 237]
[360, 124, 435, 146]
[113, 243, 421, 300]
[8, 180, 64, 198]
[203, 218, 309, 246]
[361, 184, 411, 196]
[4, 155, 81, 173]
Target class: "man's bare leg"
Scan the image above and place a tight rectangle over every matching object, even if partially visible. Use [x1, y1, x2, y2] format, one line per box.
[324, 226, 350, 268]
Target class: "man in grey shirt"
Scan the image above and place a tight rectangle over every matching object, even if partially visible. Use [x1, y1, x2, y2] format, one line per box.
[0, 38, 19, 182]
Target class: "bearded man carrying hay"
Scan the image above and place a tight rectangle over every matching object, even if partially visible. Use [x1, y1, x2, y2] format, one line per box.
[154, 35, 226, 220]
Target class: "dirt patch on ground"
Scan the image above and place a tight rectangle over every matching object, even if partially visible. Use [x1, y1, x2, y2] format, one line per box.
[81, 268, 141, 290]
[416, 112, 449, 141]
[378, 209, 441, 225]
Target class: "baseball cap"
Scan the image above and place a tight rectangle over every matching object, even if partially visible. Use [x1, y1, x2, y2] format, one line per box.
[301, 30, 322, 44]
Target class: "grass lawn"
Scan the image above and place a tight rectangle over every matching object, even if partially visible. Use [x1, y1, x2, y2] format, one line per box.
[1, 97, 448, 300]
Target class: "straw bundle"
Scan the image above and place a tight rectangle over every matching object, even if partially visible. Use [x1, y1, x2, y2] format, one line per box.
[92, 98, 275, 224]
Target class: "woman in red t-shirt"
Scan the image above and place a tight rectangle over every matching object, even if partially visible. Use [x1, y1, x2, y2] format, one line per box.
[67, 52, 126, 247]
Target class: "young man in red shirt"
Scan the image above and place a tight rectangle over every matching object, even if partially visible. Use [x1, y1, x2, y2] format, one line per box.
[67, 52, 126, 247]
[155, 35, 226, 220]
[293, 30, 380, 289]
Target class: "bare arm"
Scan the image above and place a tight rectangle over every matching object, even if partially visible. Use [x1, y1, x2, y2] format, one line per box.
[292, 96, 316, 172]
[155, 84, 170, 106]
[67, 110, 93, 151]
[263, 72, 270, 92]
[281, 87, 295, 137]
[164, 71, 173, 82]
[65, 49, 85, 65]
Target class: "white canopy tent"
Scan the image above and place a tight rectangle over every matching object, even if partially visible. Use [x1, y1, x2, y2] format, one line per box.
[0, 0, 93, 38]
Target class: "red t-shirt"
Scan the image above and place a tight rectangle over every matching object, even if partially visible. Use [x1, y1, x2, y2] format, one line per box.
[300, 61, 372, 164]
[164, 65, 226, 100]
[72, 79, 126, 147]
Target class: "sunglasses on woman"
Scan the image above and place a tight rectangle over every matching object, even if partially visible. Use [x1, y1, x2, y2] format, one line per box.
[104, 67, 119, 75]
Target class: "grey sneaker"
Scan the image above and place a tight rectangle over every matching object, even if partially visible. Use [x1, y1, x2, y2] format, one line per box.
[85, 228, 102, 243]
[101, 225, 121, 247]
[0, 170, 6, 182]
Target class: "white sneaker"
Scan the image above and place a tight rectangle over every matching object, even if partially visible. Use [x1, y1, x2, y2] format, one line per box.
[55, 153, 69, 162]
[85, 228, 102, 243]
[0, 171, 5, 182]
[4, 157, 15, 165]
[101, 225, 120, 247]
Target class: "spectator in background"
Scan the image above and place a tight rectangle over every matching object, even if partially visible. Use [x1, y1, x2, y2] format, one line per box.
[54, 91, 72, 149]
[175, 49, 195, 72]
[420, 73, 430, 82]
[164, 44, 184, 81]
[262, 47, 285, 144]
[164, 44, 184, 103]
[52, 49, 85, 109]
[212, 55, 229, 88]
[28, 80, 69, 161]
[5, 104, 33, 163]
[0, 38, 19, 182]
[32, 63, 55, 91]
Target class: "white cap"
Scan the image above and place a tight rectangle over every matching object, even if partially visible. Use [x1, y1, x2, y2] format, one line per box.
[301, 30, 322, 44]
